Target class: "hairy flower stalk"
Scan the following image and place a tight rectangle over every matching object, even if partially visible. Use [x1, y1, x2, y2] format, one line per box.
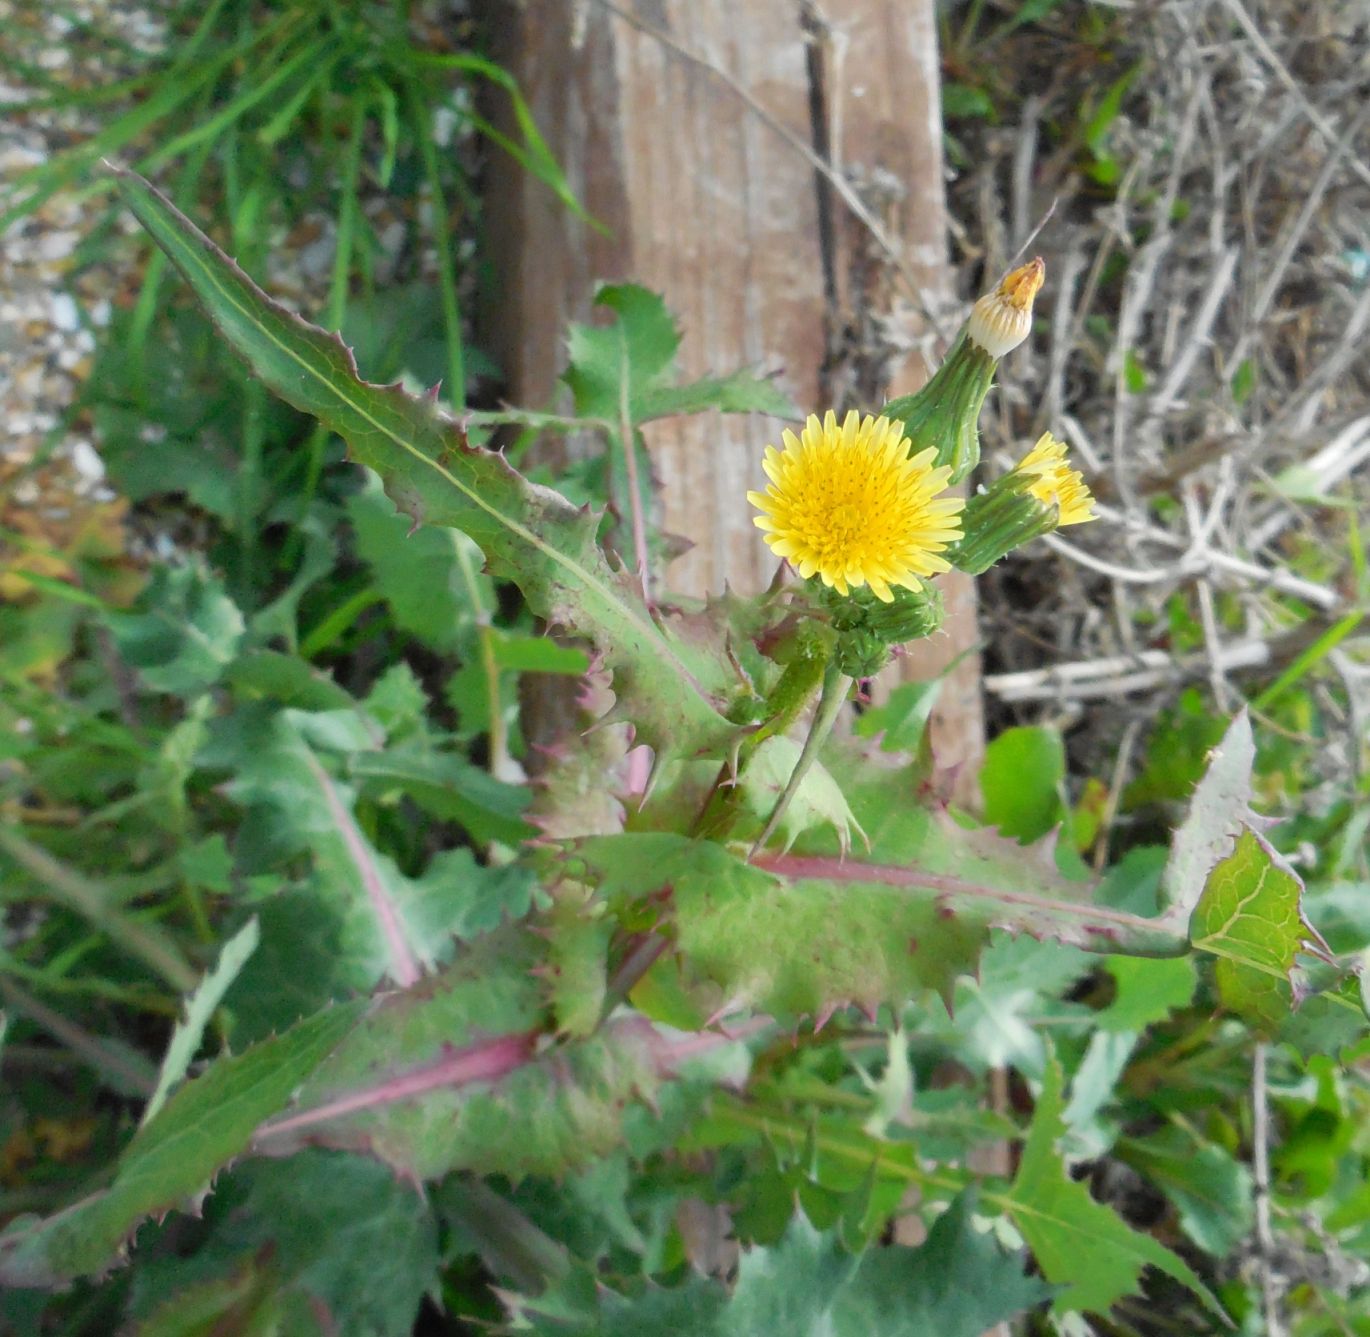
[950, 432, 1097, 574]
[881, 257, 1045, 483]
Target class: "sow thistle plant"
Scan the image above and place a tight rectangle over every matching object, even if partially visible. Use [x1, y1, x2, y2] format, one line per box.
[739, 263, 1095, 809]
[4, 172, 1358, 1331]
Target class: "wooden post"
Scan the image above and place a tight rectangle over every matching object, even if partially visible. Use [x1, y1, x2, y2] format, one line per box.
[482, 0, 983, 787]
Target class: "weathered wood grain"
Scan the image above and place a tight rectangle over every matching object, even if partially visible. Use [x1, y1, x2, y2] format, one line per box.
[482, 0, 984, 788]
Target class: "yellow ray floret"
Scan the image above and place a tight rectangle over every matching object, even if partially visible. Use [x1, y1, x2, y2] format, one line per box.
[1016, 432, 1097, 526]
[747, 410, 966, 602]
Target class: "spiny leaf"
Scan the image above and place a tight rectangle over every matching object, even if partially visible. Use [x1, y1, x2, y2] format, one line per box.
[1188, 828, 1330, 1030]
[220, 709, 432, 988]
[516, 1198, 1049, 1336]
[110, 168, 737, 763]
[0, 1000, 365, 1286]
[542, 886, 613, 1037]
[127, 1151, 439, 1337]
[142, 917, 261, 1126]
[251, 934, 666, 1182]
[1003, 1053, 1224, 1318]
[563, 283, 793, 424]
[574, 809, 1190, 1023]
[1161, 709, 1256, 913]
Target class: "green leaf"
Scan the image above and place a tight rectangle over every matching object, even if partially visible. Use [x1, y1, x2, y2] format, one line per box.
[543, 887, 613, 1037]
[1083, 65, 1138, 155]
[563, 283, 684, 421]
[936, 934, 1094, 1075]
[1188, 828, 1328, 1029]
[220, 711, 435, 988]
[106, 561, 244, 696]
[728, 1208, 1039, 1337]
[942, 82, 996, 121]
[641, 368, 794, 421]
[1098, 954, 1197, 1031]
[1161, 710, 1256, 913]
[223, 894, 354, 1044]
[347, 469, 473, 652]
[1003, 1054, 1222, 1317]
[361, 661, 430, 735]
[1119, 1125, 1254, 1257]
[0, 1000, 364, 1285]
[737, 736, 865, 853]
[1231, 358, 1257, 406]
[574, 801, 1182, 1024]
[252, 937, 686, 1183]
[128, 1254, 306, 1336]
[563, 284, 791, 425]
[532, 1197, 1049, 1335]
[142, 917, 260, 1126]
[831, 1192, 1052, 1335]
[980, 726, 1066, 842]
[853, 679, 942, 753]
[1123, 349, 1149, 393]
[128, 1151, 439, 1337]
[575, 832, 980, 1017]
[350, 744, 533, 847]
[111, 169, 737, 763]
[490, 629, 590, 674]
[225, 649, 356, 711]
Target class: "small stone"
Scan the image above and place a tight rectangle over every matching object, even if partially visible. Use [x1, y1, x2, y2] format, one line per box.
[35, 230, 78, 262]
[50, 292, 79, 331]
[69, 439, 104, 482]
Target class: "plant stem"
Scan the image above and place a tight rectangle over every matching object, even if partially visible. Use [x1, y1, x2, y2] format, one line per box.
[690, 639, 830, 839]
[750, 661, 850, 856]
[451, 532, 509, 778]
[617, 331, 652, 602]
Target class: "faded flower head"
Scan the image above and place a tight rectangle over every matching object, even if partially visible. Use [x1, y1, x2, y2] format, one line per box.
[1015, 432, 1097, 526]
[748, 410, 965, 603]
[966, 257, 1045, 358]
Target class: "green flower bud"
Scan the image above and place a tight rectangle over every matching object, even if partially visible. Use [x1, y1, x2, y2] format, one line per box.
[948, 472, 1057, 575]
[863, 580, 945, 642]
[835, 630, 892, 679]
[812, 578, 945, 678]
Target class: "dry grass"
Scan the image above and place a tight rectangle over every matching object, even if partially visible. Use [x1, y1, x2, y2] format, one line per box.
[943, 0, 1369, 794]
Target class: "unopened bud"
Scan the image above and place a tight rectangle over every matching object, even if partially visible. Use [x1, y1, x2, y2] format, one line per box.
[882, 259, 1046, 484]
[817, 579, 945, 677]
[949, 475, 1057, 575]
[966, 258, 1045, 358]
[948, 431, 1097, 573]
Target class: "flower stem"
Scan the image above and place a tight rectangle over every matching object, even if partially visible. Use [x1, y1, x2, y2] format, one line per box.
[691, 635, 831, 840]
[750, 661, 850, 856]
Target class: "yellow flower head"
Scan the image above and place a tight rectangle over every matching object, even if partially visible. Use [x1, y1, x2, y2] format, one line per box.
[747, 410, 965, 602]
[1015, 432, 1097, 525]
